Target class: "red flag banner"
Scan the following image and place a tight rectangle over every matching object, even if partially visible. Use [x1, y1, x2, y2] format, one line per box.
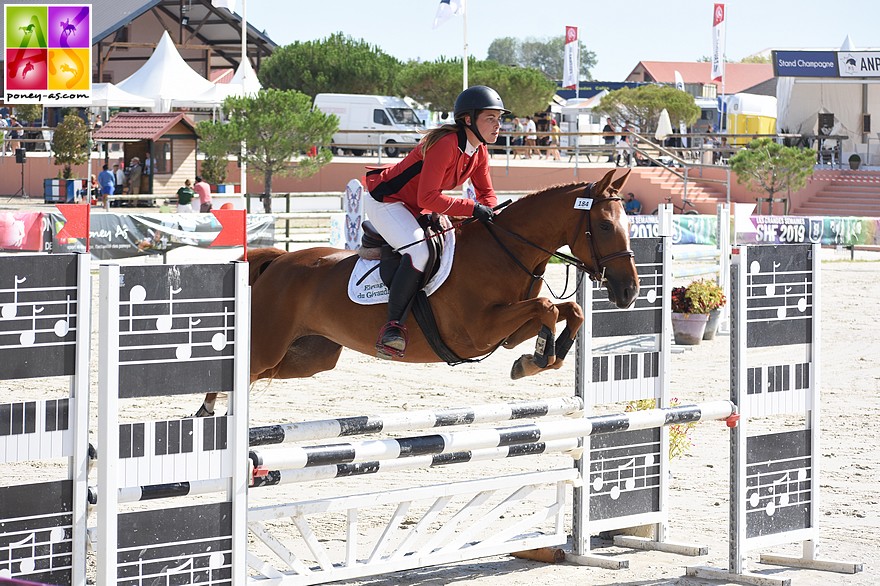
[711, 3, 726, 83]
[56, 203, 90, 251]
[211, 209, 247, 258]
[563, 26, 579, 90]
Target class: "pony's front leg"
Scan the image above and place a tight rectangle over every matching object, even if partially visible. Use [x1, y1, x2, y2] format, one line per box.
[509, 301, 584, 380]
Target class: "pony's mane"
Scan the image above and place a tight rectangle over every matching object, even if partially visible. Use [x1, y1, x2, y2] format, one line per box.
[504, 181, 600, 213]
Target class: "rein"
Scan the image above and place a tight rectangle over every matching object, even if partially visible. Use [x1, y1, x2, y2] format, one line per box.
[484, 187, 634, 288]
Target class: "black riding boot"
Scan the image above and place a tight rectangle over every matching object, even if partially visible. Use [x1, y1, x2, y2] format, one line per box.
[376, 255, 423, 359]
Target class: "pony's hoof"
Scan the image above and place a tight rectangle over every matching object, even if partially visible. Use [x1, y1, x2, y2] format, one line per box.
[510, 354, 530, 380]
[193, 402, 215, 417]
[511, 354, 546, 379]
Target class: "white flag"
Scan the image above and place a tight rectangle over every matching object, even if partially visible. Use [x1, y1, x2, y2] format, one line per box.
[433, 0, 465, 29]
[674, 70, 685, 92]
[563, 26, 579, 90]
[211, 0, 236, 10]
[711, 3, 725, 83]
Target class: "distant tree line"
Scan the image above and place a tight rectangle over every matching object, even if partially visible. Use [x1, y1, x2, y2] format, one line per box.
[257, 32, 584, 117]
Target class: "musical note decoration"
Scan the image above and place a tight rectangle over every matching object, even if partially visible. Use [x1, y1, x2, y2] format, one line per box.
[116, 265, 238, 398]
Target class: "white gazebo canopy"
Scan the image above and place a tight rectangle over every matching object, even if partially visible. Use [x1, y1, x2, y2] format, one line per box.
[116, 31, 215, 112]
[171, 57, 262, 110]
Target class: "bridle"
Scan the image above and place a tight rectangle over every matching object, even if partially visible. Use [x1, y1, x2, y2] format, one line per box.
[484, 182, 634, 284]
[572, 183, 635, 282]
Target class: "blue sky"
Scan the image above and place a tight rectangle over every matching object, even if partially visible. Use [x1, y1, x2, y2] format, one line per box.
[242, 0, 877, 81]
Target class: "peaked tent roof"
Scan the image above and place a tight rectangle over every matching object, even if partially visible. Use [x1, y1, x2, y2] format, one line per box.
[626, 61, 774, 94]
[93, 112, 196, 142]
[116, 31, 215, 112]
[171, 57, 262, 109]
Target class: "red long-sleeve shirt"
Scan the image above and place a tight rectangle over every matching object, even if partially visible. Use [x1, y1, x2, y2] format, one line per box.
[365, 127, 497, 217]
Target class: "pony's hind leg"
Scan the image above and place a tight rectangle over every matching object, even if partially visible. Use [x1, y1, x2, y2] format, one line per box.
[196, 394, 218, 417]
[195, 336, 343, 417]
[271, 335, 343, 379]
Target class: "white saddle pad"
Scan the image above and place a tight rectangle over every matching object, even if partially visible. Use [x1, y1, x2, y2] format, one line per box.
[347, 228, 456, 305]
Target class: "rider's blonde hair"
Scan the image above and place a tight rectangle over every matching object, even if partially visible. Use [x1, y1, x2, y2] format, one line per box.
[419, 122, 462, 153]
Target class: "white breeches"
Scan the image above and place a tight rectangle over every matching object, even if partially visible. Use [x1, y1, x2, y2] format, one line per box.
[363, 197, 429, 271]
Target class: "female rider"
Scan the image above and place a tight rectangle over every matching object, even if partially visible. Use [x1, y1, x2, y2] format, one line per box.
[364, 85, 509, 359]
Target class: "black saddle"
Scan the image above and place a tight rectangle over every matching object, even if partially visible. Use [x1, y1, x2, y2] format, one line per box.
[359, 215, 468, 365]
[360, 214, 446, 288]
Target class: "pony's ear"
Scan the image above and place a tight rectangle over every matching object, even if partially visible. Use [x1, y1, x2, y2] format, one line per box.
[592, 169, 616, 196]
[610, 169, 632, 192]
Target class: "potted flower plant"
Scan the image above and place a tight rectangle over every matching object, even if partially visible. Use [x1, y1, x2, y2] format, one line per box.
[849, 153, 861, 170]
[685, 278, 727, 340]
[670, 281, 713, 345]
[670, 285, 708, 344]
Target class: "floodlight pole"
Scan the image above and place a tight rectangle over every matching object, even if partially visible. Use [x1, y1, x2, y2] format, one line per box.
[462, 3, 468, 90]
[239, 0, 248, 206]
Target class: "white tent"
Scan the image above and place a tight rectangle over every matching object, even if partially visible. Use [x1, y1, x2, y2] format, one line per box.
[91, 83, 156, 109]
[776, 36, 880, 163]
[116, 31, 215, 112]
[171, 58, 262, 110]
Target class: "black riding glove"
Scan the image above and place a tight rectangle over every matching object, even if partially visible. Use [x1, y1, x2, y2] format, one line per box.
[472, 203, 494, 223]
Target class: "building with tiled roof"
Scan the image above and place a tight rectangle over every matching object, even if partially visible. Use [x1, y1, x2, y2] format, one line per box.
[93, 112, 198, 196]
[626, 61, 775, 96]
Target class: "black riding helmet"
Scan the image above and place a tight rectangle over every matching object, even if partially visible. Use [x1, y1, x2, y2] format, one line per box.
[453, 85, 510, 144]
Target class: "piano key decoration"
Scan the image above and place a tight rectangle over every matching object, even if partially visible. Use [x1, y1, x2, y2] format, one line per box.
[725, 243, 832, 576]
[0, 253, 90, 586]
[97, 262, 249, 586]
[573, 234, 676, 549]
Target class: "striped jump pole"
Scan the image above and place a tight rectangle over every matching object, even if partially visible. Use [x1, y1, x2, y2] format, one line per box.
[251, 438, 581, 488]
[87, 439, 581, 504]
[249, 396, 583, 446]
[249, 400, 737, 474]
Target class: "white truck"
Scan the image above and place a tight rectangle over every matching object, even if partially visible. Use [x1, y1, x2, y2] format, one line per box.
[313, 93, 424, 158]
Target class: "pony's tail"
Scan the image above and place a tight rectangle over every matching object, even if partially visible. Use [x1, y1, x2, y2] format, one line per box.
[243, 247, 286, 286]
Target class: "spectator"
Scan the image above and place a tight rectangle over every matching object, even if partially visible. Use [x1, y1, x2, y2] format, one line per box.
[616, 120, 634, 166]
[602, 117, 616, 163]
[8, 116, 22, 153]
[704, 126, 716, 165]
[176, 179, 196, 213]
[624, 192, 642, 215]
[113, 163, 126, 200]
[194, 175, 212, 213]
[523, 116, 537, 158]
[716, 136, 732, 164]
[86, 174, 100, 204]
[127, 156, 142, 197]
[0, 115, 8, 155]
[547, 119, 561, 161]
[98, 164, 115, 207]
[511, 117, 524, 147]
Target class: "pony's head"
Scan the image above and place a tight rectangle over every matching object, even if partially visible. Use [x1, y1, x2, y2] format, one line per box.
[569, 169, 639, 308]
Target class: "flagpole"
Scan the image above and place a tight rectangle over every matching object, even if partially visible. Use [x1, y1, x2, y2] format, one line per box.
[239, 0, 248, 207]
[575, 37, 579, 101]
[462, 2, 468, 90]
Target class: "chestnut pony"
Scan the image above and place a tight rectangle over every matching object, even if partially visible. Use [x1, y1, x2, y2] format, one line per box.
[198, 169, 639, 415]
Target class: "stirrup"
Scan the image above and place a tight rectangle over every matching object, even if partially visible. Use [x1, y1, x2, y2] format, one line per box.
[376, 320, 407, 359]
